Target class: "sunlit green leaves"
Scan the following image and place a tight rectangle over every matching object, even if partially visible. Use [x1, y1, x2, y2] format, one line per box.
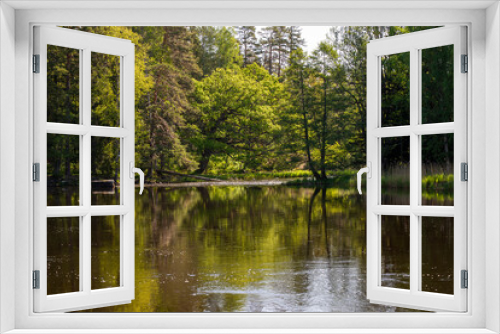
[190, 63, 284, 173]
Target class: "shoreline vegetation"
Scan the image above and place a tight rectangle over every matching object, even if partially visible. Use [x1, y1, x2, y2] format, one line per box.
[50, 168, 454, 193]
[48, 26, 453, 196]
[131, 169, 454, 193]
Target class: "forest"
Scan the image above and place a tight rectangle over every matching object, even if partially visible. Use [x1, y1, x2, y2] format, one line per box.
[46, 26, 454, 185]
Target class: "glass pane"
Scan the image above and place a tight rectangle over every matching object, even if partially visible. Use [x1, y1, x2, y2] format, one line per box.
[422, 45, 454, 124]
[422, 134, 454, 206]
[381, 136, 410, 205]
[47, 217, 80, 295]
[381, 52, 410, 127]
[47, 45, 80, 124]
[381, 215, 410, 289]
[421, 217, 454, 294]
[91, 52, 120, 127]
[91, 137, 120, 205]
[47, 134, 80, 206]
[91, 216, 120, 290]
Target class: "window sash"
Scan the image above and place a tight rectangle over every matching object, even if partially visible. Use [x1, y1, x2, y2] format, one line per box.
[32, 26, 136, 313]
[366, 26, 467, 312]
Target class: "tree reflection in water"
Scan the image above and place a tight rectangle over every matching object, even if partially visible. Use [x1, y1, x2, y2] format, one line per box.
[46, 185, 453, 312]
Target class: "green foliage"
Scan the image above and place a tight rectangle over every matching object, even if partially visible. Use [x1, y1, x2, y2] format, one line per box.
[283, 40, 349, 180]
[49, 26, 453, 184]
[381, 52, 410, 127]
[193, 26, 242, 77]
[46, 44, 80, 185]
[135, 27, 202, 180]
[189, 63, 284, 173]
[259, 26, 304, 77]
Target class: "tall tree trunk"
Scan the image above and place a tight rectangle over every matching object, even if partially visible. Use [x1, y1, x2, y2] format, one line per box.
[149, 94, 156, 180]
[300, 69, 321, 180]
[114, 64, 120, 183]
[243, 38, 248, 67]
[157, 152, 164, 180]
[268, 43, 273, 74]
[65, 140, 71, 179]
[277, 44, 281, 77]
[443, 135, 451, 173]
[54, 160, 61, 180]
[65, 53, 72, 179]
[320, 76, 328, 180]
[194, 149, 212, 174]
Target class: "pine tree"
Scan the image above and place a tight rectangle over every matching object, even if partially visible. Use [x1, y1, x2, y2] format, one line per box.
[193, 26, 242, 77]
[258, 26, 276, 75]
[327, 26, 374, 169]
[288, 26, 305, 53]
[237, 26, 259, 67]
[258, 26, 303, 77]
[61, 26, 153, 182]
[271, 26, 289, 77]
[309, 42, 339, 179]
[283, 48, 321, 179]
[135, 26, 201, 180]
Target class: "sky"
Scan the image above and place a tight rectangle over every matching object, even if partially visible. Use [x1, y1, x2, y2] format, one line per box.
[256, 26, 332, 54]
[300, 26, 333, 54]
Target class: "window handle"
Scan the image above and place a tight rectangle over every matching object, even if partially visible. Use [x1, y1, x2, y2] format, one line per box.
[129, 162, 145, 195]
[357, 162, 371, 195]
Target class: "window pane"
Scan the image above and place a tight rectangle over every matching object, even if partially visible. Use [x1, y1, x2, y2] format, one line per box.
[421, 45, 454, 124]
[422, 134, 454, 206]
[47, 134, 80, 206]
[421, 217, 454, 295]
[381, 52, 410, 127]
[381, 136, 410, 205]
[91, 216, 121, 290]
[47, 217, 80, 295]
[91, 137, 121, 205]
[91, 52, 120, 127]
[47, 45, 80, 124]
[381, 215, 410, 290]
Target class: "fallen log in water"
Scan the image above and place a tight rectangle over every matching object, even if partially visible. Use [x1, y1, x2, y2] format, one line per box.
[163, 170, 222, 182]
[150, 180, 286, 188]
[92, 179, 115, 190]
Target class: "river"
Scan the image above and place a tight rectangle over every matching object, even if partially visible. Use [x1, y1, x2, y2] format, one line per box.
[47, 184, 453, 312]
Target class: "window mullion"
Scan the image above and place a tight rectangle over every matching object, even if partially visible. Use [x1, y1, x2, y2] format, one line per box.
[409, 47, 420, 295]
[82, 47, 92, 294]
[82, 47, 91, 207]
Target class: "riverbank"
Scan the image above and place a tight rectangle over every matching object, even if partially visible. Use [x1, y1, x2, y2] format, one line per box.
[144, 180, 288, 188]
[137, 169, 453, 191]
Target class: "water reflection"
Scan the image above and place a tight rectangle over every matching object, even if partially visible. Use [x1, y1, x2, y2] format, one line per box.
[48, 185, 454, 312]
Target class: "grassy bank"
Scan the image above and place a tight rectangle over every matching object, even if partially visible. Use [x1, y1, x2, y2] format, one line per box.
[204, 170, 315, 180]
[284, 169, 454, 191]
[154, 168, 454, 192]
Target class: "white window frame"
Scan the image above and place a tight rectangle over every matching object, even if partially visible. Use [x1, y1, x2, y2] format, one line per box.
[1, 1, 499, 333]
[366, 26, 467, 312]
[33, 26, 136, 313]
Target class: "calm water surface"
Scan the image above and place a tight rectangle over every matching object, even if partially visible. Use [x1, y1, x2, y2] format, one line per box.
[47, 185, 453, 312]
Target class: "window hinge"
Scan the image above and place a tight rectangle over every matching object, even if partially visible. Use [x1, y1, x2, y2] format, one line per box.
[33, 163, 40, 182]
[461, 54, 468, 73]
[33, 270, 40, 289]
[461, 270, 468, 289]
[461, 162, 468, 181]
[33, 54, 40, 73]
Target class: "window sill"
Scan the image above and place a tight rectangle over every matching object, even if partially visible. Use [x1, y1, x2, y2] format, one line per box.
[4, 330, 498, 334]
